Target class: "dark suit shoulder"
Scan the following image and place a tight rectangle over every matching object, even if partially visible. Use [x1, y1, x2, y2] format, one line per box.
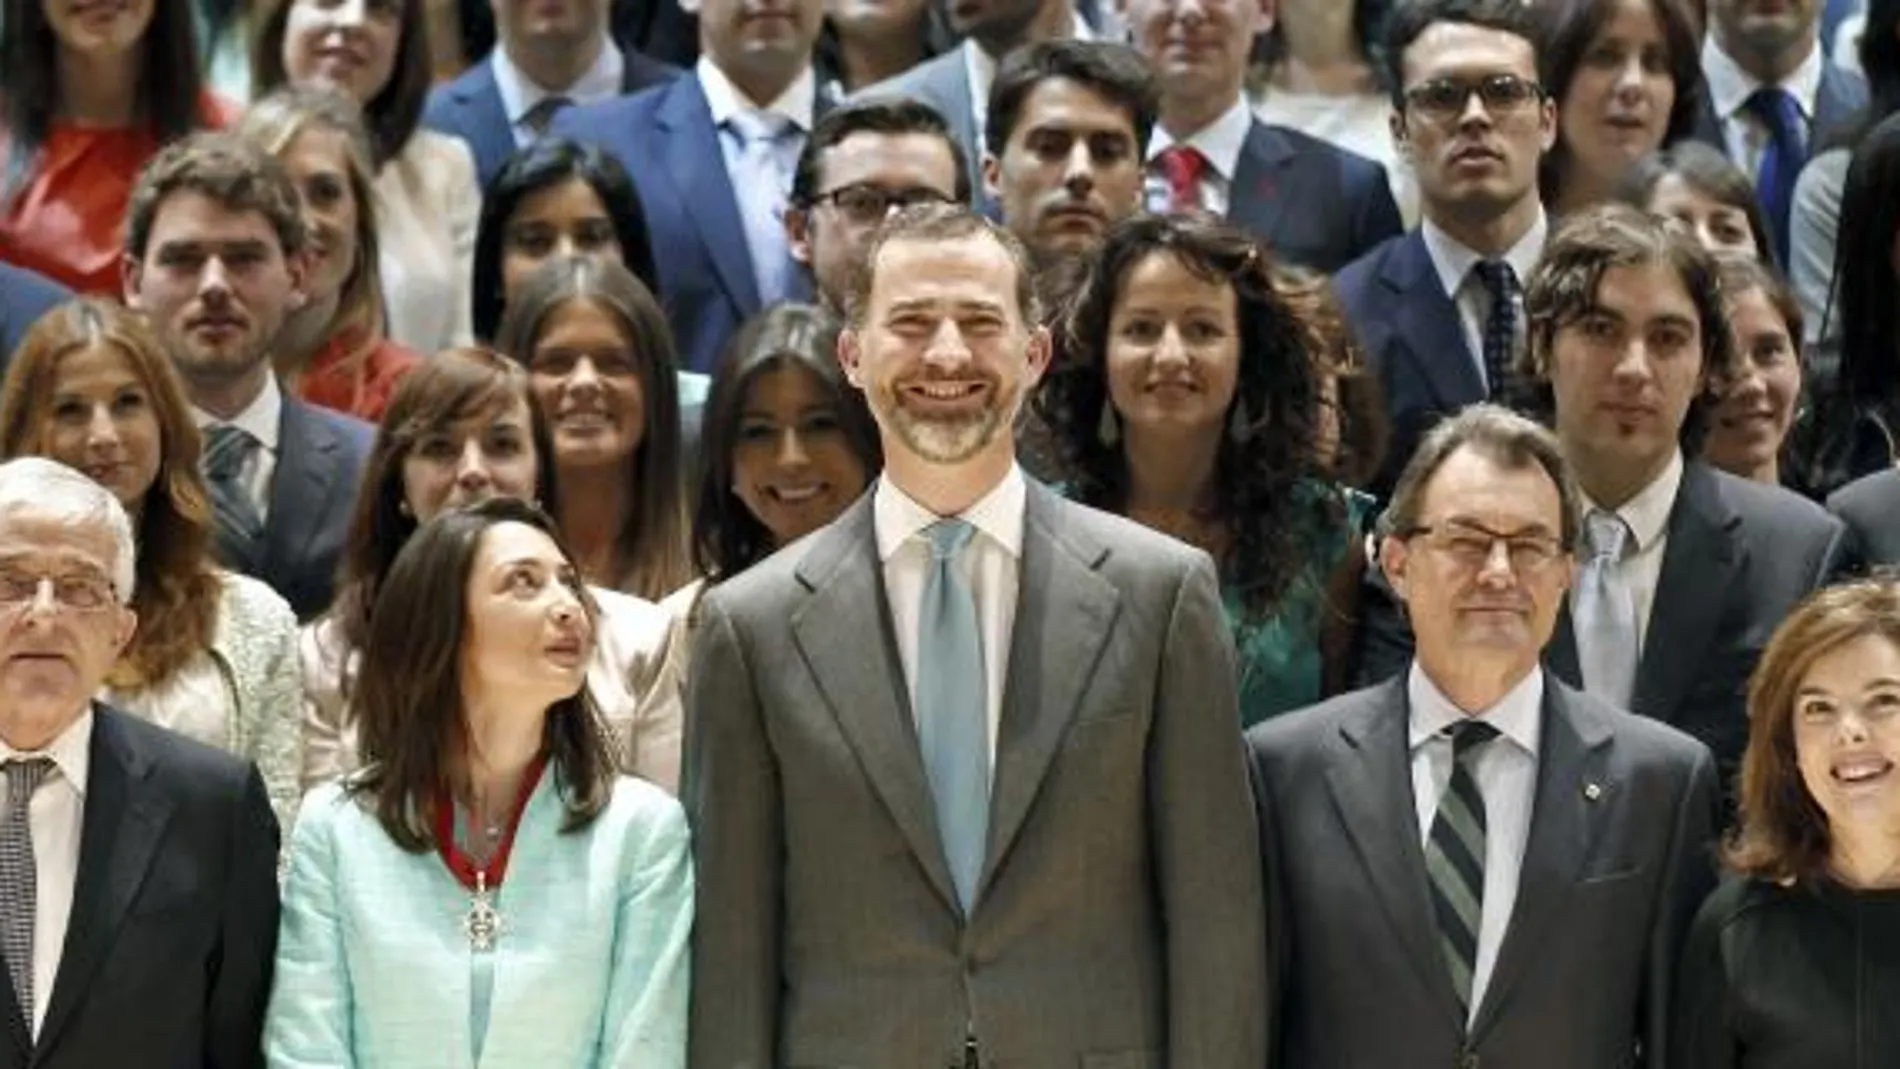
[1711, 466, 1843, 547]
[1039, 491, 1206, 571]
[96, 704, 256, 799]
[423, 57, 492, 113]
[1552, 678, 1711, 770]
[1827, 467, 1900, 525]
[1245, 680, 1393, 759]
[1332, 231, 1409, 301]
[289, 398, 374, 458]
[1257, 121, 1387, 179]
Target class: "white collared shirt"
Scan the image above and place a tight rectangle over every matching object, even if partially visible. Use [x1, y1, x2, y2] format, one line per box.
[191, 373, 282, 524]
[874, 466, 1026, 777]
[491, 36, 626, 150]
[697, 55, 817, 136]
[1144, 97, 1254, 215]
[962, 11, 1097, 156]
[1581, 448, 1683, 653]
[1408, 662, 1542, 1025]
[1421, 211, 1548, 389]
[1, 710, 92, 1040]
[1701, 36, 1824, 176]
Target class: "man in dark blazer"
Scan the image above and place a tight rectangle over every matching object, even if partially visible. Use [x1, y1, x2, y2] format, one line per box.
[1334, 0, 1556, 495]
[1123, 0, 1401, 271]
[1827, 466, 1900, 567]
[686, 204, 1266, 1068]
[0, 457, 279, 1069]
[1253, 405, 1718, 1069]
[551, 0, 827, 374]
[1358, 205, 1845, 787]
[422, 0, 679, 191]
[0, 262, 69, 372]
[123, 133, 373, 621]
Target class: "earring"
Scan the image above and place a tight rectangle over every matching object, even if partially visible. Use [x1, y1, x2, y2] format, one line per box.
[1229, 398, 1259, 443]
[398, 499, 413, 518]
[1097, 402, 1121, 446]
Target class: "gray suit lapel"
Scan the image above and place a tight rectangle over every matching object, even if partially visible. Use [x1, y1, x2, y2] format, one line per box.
[1471, 684, 1614, 1036]
[789, 498, 960, 911]
[1323, 680, 1462, 1027]
[1631, 463, 1738, 721]
[263, 399, 344, 578]
[978, 487, 1119, 901]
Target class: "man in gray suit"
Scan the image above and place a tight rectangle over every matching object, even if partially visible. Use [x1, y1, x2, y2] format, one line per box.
[1253, 404, 1719, 1069]
[685, 203, 1266, 1069]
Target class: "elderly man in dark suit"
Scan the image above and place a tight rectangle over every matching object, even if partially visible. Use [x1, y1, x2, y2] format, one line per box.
[122, 133, 372, 621]
[686, 204, 1266, 1069]
[1253, 404, 1719, 1069]
[1360, 204, 1845, 789]
[1334, 0, 1556, 495]
[0, 457, 279, 1069]
[1122, 0, 1401, 272]
[0, 263, 68, 372]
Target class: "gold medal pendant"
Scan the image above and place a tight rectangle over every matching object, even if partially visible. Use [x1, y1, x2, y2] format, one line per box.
[462, 870, 504, 951]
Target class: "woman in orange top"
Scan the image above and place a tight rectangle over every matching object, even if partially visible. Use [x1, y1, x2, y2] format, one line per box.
[0, 0, 234, 295]
[237, 86, 419, 422]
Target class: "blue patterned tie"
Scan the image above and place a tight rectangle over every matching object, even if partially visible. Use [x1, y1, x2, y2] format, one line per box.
[724, 109, 798, 306]
[916, 518, 989, 912]
[1746, 87, 1807, 265]
[1, 758, 53, 1032]
[1573, 510, 1640, 707]
[1474, 260, 1519, 401]
[202, 424, 264, 564]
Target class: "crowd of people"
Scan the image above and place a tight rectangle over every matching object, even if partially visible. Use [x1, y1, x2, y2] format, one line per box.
[0, 0, 1896, 1065]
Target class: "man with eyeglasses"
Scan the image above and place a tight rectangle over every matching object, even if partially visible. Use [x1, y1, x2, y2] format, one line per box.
[785, 98, 969, 314]
[0, 457, 279, 1069]
[1334, 0, 1556, 497]
[1249, 403, 1719, 1069]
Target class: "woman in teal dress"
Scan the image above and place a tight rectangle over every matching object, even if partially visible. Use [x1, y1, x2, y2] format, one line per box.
[266, 498, 691, 1067]
[1038, 213, 1368, 725]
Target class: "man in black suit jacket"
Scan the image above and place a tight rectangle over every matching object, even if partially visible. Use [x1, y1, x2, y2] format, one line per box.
[1253, 404, 1718, 1069]
[1334, 0, 1557, 496]
[424, 0, 679, 190]
[1122, 0, 1402, 272]
[1359, 205, 1844, 787]
[123, 133, 373, 620]
[1826, 467, 1900, 568]
[0, 457, 278, 1069]
[0, 262, 69, 373]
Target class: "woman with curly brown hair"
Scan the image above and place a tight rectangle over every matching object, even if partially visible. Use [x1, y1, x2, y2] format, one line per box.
[0, 298, 303, 827]
[1038, 213, 1369, 723]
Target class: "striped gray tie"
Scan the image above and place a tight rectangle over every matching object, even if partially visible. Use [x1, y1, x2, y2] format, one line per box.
[1, 757, 54, 1028]
[1424, 720, 1499, 1023]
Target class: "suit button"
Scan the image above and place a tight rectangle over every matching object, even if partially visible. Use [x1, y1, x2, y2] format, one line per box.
[1459, 1050, 1479, 1069]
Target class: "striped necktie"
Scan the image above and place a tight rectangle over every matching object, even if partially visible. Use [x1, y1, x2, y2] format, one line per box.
[1425, 719, 1499, 1023]
[1, 757, 54, 1032]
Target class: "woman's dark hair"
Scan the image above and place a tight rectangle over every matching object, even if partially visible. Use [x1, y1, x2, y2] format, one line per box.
[1273, 264, 1393, 490]
[1039, 213, 1339, 619]
[349, 496, 615, 851]
[1824, 110, 1900, 419]
[334, 347, 559, 669]
[692, 303, 880, 580]
[494, 256, 691, 600]
[0, 0, 209, 203]
[1613, 141, 1775, 261]
[1535, 0, 1703, 205]
[473, 137, 660, 343]
[1821, 0, 1900, 151]
[251, 0, 433, 167]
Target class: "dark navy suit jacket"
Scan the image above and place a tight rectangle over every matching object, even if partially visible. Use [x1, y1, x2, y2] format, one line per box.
[1228, 121, 1402, 274]
[0, 261, 71, 371]
[549, 74, 817, 374]
[421, 47, 680, 191]
[1690, 57, 1868, 154]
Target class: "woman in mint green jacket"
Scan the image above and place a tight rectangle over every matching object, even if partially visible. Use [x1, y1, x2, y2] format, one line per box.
[265, 498, 691, 1068]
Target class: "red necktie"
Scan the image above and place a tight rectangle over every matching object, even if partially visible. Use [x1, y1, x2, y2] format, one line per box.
[1158, 145, 1209, 213]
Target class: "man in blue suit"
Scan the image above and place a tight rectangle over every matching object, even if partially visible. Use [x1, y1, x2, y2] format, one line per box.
[123, 134, 372, 621]
[1696, 0, 1867, 263]
[0, 262, 69, 372]
[1334, 0, 1556, 496]
[551, 0, 828, 374]
[1123, 0, 1402, 272]
[422, 0, 679, 191]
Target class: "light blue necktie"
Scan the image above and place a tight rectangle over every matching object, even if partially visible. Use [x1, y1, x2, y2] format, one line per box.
[1573, 510, 1639, 707]
[916, 518, 989, 912]
[723, 109, 797, 306]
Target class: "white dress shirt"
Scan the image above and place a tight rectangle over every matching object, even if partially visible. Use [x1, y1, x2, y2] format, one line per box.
[875, 466, 1025, 778]
[1701, 36, 1824, 177]
[1407, 662, 1542, 1025]
[1, 711, 91, 1040]
[962, 11, 1096, 155]
[1421, 210, 1548, 390]
[491, 37, 626, 150]
[1581, 448, 1682, 654]
[191, 372, 282, 524]
[1144, 97, 1254, 215]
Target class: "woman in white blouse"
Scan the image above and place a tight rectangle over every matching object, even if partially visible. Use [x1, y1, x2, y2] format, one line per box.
[252, 0, 479, 353]
[0, 300, 304, 827]
[299, 347, 682, 792]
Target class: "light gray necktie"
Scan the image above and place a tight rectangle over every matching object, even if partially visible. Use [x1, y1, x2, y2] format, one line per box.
[723, 108, 797, 306]
[916, 518, 989, 912]
[202, 423, 264, 564]
[1573, 510, 1640, 707]
[1, 757, 54, 1029]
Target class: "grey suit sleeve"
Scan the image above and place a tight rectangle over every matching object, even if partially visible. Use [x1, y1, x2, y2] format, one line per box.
[207, 767, 282, 1069]
[1642, 744, 1720, 1069]
[684, 596, 782, 1069]
[1151, 554, 1268, 1069]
